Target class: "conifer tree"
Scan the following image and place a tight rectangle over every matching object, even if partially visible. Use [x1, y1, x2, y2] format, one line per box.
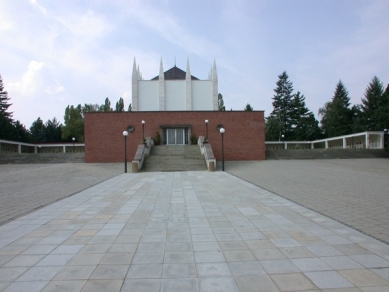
[361, 76, 384, 130]
[0, 75, 12, 120]
[269, 71, 294, 140]
[319, 80, 353, 137]
[375, 84, 389, 131]
[30, 117, 46, 143]
[244, 103, 253, 111]
[290, 92, 321, 140]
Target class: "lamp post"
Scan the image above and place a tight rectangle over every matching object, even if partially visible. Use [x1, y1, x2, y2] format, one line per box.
[141, 120, 145, 142]
[205, 119, 209, 142]
[123, 131, 128, 173]
[72, 137, 75, 153]
[281, 134, 285, 150]
[219, 127, 225, 171]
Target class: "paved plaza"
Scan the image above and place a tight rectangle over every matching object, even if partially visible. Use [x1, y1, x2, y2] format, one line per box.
[226, 159, 389, 244]
[0, 164, 123, 225]
[0, 162, 389, 291]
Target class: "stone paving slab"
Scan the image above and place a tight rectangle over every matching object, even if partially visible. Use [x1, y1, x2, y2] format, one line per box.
[0, 164, 123, 226]
[0, 171, 389, 291]
[225, 159, 389, 244]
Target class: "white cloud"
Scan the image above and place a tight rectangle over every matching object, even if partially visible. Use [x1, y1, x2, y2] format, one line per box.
[55, 10, 113, 39]
[29, 0, 47, 15]
[9, 60, 64, 95]
[127, 3, 220, 59]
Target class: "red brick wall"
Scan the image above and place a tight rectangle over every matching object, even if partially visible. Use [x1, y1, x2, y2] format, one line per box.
[84, 111, 265, 163]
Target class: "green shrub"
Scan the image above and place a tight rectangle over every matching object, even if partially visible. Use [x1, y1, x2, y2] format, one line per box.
[190, 133, 197, 145]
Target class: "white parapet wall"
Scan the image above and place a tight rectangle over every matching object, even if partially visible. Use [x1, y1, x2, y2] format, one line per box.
[266, 131, 387, 150]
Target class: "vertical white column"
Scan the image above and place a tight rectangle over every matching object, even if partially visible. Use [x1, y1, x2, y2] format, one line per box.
[212, 60, 218, 110]
[132, 58, 138, 111]
[343, 137, 346, 148]
[18, 144, 21, 153]
[159, 58, 165, 110]
[186, 59, 192, 110]
[366, 133, 369, 149]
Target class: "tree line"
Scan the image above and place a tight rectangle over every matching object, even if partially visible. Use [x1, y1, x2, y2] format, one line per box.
[0, 74, 131, 143]
[2, 72, 388, 144]
[266, 72, 389, 141]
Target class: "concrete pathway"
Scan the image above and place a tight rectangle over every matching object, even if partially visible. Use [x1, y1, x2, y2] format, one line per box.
[225, 159, 389, 244]
[1, 171, 389, 291]
[0, 164, 122, 225]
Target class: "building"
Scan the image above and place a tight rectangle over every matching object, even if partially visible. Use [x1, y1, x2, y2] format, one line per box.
[132, 58, 218, 111]
[84, 59, 266, 164]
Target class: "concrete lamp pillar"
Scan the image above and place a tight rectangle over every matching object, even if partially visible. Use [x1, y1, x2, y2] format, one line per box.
[281, 134, 285, 150]
[219, 127, 225, 171]
[72, 137, 75, 153]
[123, 131, 128, 173]
[141, 120, 145, 142]
[205, 119, 209, 141]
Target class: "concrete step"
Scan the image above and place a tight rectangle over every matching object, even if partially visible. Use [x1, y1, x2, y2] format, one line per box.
[144, 145, 206, 172]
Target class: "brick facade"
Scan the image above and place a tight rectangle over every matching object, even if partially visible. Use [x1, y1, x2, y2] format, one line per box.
[84, 111, 265, 163]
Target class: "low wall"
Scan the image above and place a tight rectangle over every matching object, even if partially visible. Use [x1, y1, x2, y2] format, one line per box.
[266, 149, 389, 160]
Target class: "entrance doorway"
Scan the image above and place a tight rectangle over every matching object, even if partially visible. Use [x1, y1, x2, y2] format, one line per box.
[163, 128, 189, 145]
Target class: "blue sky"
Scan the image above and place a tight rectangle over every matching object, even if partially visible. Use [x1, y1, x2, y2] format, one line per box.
[1, 0, 388, 128]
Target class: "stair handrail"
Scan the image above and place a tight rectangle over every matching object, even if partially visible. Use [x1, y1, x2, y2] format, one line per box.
[132, 137, 153, 172]
[198, 136, 216, 171]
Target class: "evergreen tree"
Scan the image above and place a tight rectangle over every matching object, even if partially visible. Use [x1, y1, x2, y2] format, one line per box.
[30, 117, 46, 143]
[13, 120, 30, 142]
[45, 117, 62, 142]
[0, 74, 12, 120]
[61, 105, 84, 142]
[218, 93, 225, 111]
[375, 84, 389, 131]
[128, 103, 132, 112]
[269, 71, 294, 140]
[290, 92, 321, 140]
[0, 114, 15, 140]
[265, 116, 281, 141]
[244, 103, 253, 111]
[361, 76, 385, 130]
[115, 97, 124, 111]
[319, 80, 353, 137]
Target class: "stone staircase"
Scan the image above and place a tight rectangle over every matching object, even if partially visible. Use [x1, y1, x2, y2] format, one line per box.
[143, 145, 207, 172]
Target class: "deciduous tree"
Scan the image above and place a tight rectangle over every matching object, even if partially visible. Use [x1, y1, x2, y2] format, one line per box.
[115, 97, 124, 111]
[218, 93, 225, 111]
[61, 105, 84, 142]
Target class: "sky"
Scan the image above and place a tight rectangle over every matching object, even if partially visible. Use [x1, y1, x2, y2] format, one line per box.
[1, 0, 389, 128]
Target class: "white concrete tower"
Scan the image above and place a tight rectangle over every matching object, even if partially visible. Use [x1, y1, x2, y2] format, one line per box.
[212, 59, 218, 110]
[132, 58, 138, 111]
[186, 58, 192, 110]
[159, 58, 165, 110]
